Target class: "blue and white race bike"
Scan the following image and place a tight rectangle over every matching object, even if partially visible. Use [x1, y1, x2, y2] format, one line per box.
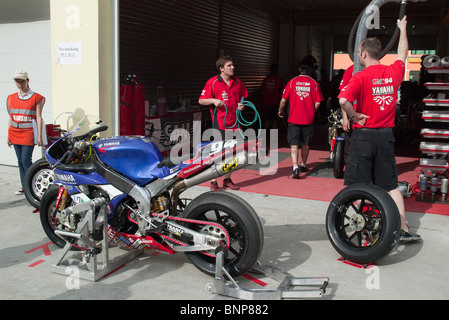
[39, 116, 263, 277]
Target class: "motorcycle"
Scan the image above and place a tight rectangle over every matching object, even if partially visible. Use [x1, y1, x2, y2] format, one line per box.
[328, 109, 347, 179]
[39, 116, 264, 277]
[24, 112, 73, 209]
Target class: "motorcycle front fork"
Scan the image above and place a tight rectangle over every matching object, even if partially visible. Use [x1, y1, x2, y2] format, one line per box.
[53, 186, 69, 217]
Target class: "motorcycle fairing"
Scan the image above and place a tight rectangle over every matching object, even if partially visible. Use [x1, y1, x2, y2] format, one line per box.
[93, 136, 165, 185]
[53, 168, 109, 186]
[93, 136, 253, 185]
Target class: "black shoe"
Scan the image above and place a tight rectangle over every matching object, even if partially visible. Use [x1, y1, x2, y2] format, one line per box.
[400, 229, 421, 242]
[210, 181, 220, 191]
[292, 167, 300, 179]
[223, 178, 240, 190]
[300, 164, 307, 172]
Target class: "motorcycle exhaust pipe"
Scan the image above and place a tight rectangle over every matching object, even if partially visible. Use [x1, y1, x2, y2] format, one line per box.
[183, 149, 252, 188]
[170, 149, 255, 212]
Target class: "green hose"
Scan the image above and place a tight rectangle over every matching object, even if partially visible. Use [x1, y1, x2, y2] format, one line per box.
[212, 99, 262, 139]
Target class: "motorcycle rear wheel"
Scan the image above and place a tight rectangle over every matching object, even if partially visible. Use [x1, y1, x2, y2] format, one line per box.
[24, 158, 55, 209]
[326, 183, 401, 264]
[181, 191, 264, 277]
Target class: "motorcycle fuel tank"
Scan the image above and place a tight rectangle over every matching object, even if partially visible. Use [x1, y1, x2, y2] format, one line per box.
[93, 136, 164, 185]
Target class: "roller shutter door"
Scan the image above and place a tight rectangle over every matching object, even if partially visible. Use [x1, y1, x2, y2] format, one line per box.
[120, 0, 279, 103]
[120, 0, 220, 104]
[221, 1, 279, 97]
[311, 29, 324, 72]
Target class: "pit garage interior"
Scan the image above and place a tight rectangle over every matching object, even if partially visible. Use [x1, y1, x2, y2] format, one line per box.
[0, 0, 447, 155]
[118, 0, 446, 154]
[119, 0, 445, 102]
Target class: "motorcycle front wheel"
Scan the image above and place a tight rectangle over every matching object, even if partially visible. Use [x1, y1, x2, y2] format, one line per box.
[181, 191, 264, 277]
[40, 184, 76, 248]
[326, 183, 401, 264]
[332, 139, 345, 179]
[24, 158, 55, 209]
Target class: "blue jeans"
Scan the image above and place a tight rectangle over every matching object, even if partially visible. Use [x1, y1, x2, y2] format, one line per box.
[13, 144, 35, 189]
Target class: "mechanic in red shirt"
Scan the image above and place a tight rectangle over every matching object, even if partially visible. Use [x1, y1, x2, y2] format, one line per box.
[279, 64, 324, 179]
[339, 64, 354, 132]
[338, 16, 420, 241]
[199, 55, 248, 191]
[261, 63, 284, 130]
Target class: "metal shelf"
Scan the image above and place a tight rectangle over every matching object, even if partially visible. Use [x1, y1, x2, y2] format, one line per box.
[422, 110, 449, 122]
[420, 141, 449, 155]
[422, 99, 449, 107]
[419, 158, 449, 170]
[426, 68, 449, 74]
[424, 82, 449, 90]
[421, 128, 449, 139]
[419, 67, 449, 184]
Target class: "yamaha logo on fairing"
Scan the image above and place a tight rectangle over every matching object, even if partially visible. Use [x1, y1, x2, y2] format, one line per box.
[55, 173, 76, 182]
[98, 142, 120, 148]
[97, 141, 121, 154]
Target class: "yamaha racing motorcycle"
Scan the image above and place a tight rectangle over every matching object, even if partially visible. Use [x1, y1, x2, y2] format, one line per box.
[40, 116, 264, 277]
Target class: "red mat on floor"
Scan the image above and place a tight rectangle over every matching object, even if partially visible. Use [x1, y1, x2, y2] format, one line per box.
[201, 148, 448, 216]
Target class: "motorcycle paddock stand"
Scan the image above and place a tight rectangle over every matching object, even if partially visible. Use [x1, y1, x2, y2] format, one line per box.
[206, 248, 329, 300]
[52, 198, 143, 282]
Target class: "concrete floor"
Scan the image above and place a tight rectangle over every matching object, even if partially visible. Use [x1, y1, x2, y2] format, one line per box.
[1, 164, 448, 302]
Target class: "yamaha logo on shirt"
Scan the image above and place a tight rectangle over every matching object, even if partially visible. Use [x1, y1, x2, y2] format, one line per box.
[372, 78, 393, 85]
[295, 83, 311, 100]
[221, 91, 229, 101]
[372, 78, 395, 110]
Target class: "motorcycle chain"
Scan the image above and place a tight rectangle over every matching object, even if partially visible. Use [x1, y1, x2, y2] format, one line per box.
[151, 212, 230, 257]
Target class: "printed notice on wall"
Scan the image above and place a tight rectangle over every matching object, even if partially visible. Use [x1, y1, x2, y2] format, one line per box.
[57, 42, 82, 65]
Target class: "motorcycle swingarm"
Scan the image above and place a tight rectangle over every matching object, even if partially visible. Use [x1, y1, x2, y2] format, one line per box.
[160, 221, 223, 253]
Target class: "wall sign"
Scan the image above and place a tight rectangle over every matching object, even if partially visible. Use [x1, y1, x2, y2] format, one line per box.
[57, 42, 82, 65]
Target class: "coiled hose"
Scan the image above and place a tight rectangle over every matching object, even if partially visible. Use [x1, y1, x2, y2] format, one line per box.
[212, 99, 262, 139]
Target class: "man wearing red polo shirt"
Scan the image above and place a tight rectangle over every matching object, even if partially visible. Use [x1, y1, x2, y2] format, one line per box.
[279, 64, 324, 179]
[338, 16, 420, 241]
[339, 64, 354, 132]
[199, 55, 248, 191]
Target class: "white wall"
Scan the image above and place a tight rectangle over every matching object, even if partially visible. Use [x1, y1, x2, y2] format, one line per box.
[0, 21, 52, 166]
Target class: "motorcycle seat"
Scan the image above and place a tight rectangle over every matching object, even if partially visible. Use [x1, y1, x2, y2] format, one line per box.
[55, 161, 96, 174]
[157, 153, 193, 169]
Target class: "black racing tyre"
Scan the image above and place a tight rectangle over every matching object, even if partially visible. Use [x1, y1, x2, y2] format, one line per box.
[181, 191, 264, 278]
[326, 183, 401, 264]
[24, 158, 55, 209]
[40, 184, 75, 248]
[332, 140, 345, 179]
